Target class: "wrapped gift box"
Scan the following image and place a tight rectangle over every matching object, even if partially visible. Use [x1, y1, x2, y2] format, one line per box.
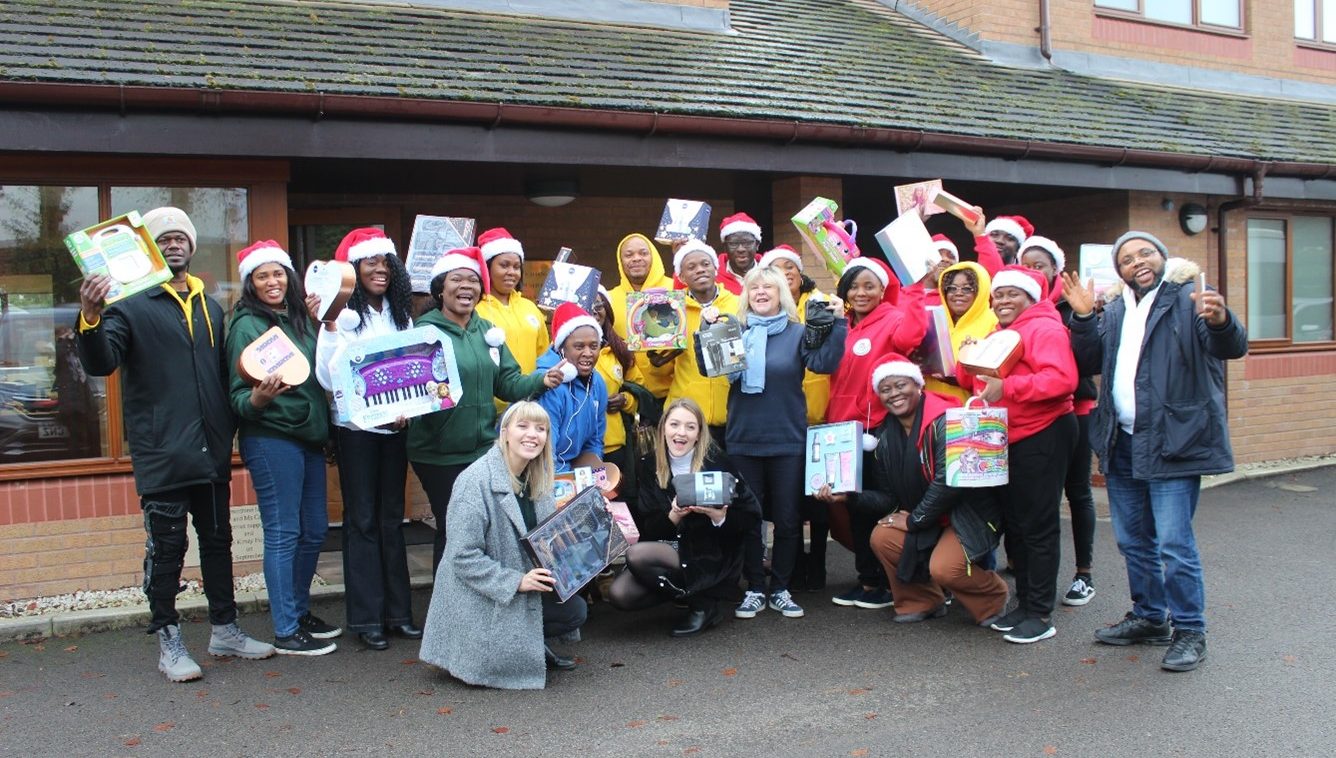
[791, 197, 859, 277]
[655, 199, 711, 244]
[875, 211, 939, 286]
[625, 289, 687, 351]
[330, 325, 462, 428]
[804, 421, 865, 495]
[958, 329, 1023, 378]
[64, 211, 171, 304]
[237, 326, 311, 387]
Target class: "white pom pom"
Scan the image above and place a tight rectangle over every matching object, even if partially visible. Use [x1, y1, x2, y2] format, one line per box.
[484, 326, 507, 347]
[862, 433, 879, 452]
[559, 362, 578, 383]
[334, 308, 361, 332]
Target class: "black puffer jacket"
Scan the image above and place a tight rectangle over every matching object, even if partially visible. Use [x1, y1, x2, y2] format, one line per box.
[1056, 299, 1098, 404]
[632, 450, 761, 600]
[76, 280, 235, 496]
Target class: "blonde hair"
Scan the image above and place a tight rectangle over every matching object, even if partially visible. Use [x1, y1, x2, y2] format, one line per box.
[737, 265, 799, 326]
[654, 398, 714, 488]
[496, 401, 554, 498]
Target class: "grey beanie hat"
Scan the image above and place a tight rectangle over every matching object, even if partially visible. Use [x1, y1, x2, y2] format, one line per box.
[1111, 230, 1169, 259]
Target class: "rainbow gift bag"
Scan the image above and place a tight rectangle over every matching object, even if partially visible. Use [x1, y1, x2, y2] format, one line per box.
[944, 397, 1008, 488]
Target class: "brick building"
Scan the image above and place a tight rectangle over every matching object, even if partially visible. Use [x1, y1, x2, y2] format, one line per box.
[1, 0, 1333, 600]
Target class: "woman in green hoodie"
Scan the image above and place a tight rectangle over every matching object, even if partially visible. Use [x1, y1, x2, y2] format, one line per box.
[407, 246, 565, 571]
[226, 242, 337, 657]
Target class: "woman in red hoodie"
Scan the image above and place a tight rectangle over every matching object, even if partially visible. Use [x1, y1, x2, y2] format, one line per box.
[956, 266, 1077, 645]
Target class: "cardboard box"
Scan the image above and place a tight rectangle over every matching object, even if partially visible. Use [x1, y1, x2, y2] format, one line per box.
[63, 212, 171, 304]
[957, 329, 1023, 378]
[875, 211, 939, 286]
[791, 197, 859, 277]
[695, 314, 747, 377]
[536, 261, 601, 313]
[625, 289, 687, 351]
[655, 199, 711, 244]
[804, 421, 865, 495]
[330, 325, 462, 428]
[405, 215, 476, 293]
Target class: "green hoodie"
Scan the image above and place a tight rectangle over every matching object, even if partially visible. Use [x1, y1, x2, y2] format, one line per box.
[226, 306, 329, 449]
[406, 308, 546, 467]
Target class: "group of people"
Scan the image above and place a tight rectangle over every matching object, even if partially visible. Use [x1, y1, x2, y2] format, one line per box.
[78, 202, 1245, 688]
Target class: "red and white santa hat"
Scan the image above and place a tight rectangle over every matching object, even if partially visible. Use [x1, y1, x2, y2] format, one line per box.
[477, 227, 525, 263]
[984, 216, 1029, 247]
[870, 351, 924, 391]
[236, 240, 293, 280]
[334, 227, 396, 264]
[991, 264, 1045, 302]
[842, 257, 891, 289]
[430, 246, 491, 292]
[931, 234, 959, 262]
[550, 301, 602, 348]
[759, 244, 803, 271]
[1021, 235, 1065, 271]
[719, 212, 763, 242]
[673, 239, 718, 276]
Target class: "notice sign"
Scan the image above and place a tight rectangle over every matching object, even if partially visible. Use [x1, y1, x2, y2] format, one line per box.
[185, 505, 264, 567]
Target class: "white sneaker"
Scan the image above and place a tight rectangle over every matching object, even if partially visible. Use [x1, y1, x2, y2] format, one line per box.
[1062, 575, 1096, 606]
[734, 591, 766, 619]
[157, 625, 203, 683]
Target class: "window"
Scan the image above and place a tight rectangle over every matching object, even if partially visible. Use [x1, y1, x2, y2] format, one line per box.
[1295, 0, 1336, 44]
[1246, 216, 1335, 345]
[1095, 0, 1242, 29]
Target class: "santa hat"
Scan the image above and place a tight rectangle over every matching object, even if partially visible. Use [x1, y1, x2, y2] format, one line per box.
[430, 246, 490, 292]
[335, 227, 396, 264]
[143, 207, 197, 250]
[719, 212, 762, 242]
[870, 351, 924, 391]
[758, 244, 803, 271]
[985, 216, 1029, 247]
[991, 265, 1045, 303]
[550, 302, 602, 348]
[236, 240, 293, 280]
[931, 234, 959, 262]
[477, 227, 525, 262]
[1022, 235, 1065, 272]
[673, 239, 717, 276]
[843, 257, 891, 289]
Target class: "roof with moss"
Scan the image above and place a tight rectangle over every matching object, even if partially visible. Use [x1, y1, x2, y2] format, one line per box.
[0, 0, 1332, 163]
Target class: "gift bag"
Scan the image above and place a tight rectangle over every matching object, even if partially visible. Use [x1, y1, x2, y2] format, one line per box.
[943, 397, 1008, 487]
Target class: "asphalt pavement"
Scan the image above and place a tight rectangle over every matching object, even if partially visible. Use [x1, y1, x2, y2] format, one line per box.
[2, 468, 1334, 757]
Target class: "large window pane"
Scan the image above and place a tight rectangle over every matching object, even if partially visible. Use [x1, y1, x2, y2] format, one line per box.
[1199, 0, 1240, 27]
[1325, 0, 1336, 42]
[1246, 219, 1288, 340]
[0, 185, 110, 462]
[1145, 0, 1193, 24]
[1095, 0, 1139, 10]
[1296, 0, 1317, 38]
[110, 187, 249, 310]
[1292, 217, 1334, 343]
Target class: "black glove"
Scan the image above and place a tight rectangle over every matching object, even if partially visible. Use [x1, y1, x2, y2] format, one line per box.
[804, 297, 835, 349]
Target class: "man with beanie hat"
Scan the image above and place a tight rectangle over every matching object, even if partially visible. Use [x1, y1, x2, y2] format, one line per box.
[77, 207, 273, 682]
[716, 212, 763, 296]
[1065, 231, 1247, 672]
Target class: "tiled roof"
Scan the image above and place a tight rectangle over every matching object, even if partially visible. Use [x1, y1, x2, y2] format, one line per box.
[0, 0, 1333, 164]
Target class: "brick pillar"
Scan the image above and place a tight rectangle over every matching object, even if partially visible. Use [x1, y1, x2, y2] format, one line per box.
[772, 176, 843, 293]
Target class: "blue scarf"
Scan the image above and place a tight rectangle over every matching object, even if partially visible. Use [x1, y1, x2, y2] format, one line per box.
[741, 313, 790, 394]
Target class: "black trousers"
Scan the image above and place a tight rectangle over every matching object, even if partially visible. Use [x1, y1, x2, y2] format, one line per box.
[1000, 413, 1078, 619]
[140, 482, 237, 632]
[708, 425, 727, 453]
[336, 427, 414, 633]
[412, 460, 471, 572]
[849, 496, 889, 590]
[735, 453, 804, 593]
[542, 592, 587, 640]
[1065, 413, 1097, 571]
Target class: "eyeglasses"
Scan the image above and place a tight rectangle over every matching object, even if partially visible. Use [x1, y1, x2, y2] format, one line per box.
[725, 239, 759, 251]
[943, 285, 977, 295]
[1117, 247, 1161, 268]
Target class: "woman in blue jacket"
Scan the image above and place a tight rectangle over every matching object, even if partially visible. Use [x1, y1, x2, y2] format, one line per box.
[535, 303, 607, 472]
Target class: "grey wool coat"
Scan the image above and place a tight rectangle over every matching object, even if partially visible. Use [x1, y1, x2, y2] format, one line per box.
[418, 445, 555, 690]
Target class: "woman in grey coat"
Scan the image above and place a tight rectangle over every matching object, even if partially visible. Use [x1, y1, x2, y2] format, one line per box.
[418, 401, 587, 689]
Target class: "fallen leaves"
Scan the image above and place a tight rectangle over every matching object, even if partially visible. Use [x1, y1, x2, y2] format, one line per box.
[400, 658, 418, 666]
[658, 715, 680, 722]
[415, 689, 435, 697]
[721, 667, 738, 677]
[0, 691, 14, 699]
[286, 687, 302, 696]
[627, 720, 648, 729]
[1126, 655, 1139, 662]
[255, 703, 270, 711]
[264, 671, 281, 679]
[1079, 658, 1097, 665]
[1282, 654, 1297, 665]
[437, 706, 453, 716]
[491, 726, 510, 734]
[865, 713, 878, 721]
[683, 748, 702, 756]
[79, 671, 105, 680]
[63, 645, 78, 653]
[152, 722, 174, 733]
[667, 678, 684, 687]
[123, 736, 141, 747]
[1043, 746, 1058, 755]
[851, 749, 870, 757]
[847, 687, 871, 696]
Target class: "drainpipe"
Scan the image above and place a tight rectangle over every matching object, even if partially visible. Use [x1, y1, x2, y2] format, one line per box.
[1214, 163, 1267, 301]
[1039, 0, 1053, 61]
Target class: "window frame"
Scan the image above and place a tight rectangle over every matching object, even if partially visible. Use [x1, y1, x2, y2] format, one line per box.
[1245, 210, 1336, 353]
[0, 155, 288, 481]
[1294, 0, 1336, 48]
[1094, 0, 1247, 35]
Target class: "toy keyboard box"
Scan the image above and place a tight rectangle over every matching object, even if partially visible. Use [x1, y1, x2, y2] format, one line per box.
[64, 211, 172, 304]
[791, 197, 858, 277]
[330, 325, 462, 428]
[804, 421, 865, 495]
[655, 199, 712, 245]
[536, 261, 601, 313]
[875, 211, 939, 286]
[625, 289, 687, 351]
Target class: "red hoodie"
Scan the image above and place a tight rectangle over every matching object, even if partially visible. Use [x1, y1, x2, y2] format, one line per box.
[956, 297, 1076, 444]
[714, 253, 759, 296]
[827, 286, 928, 429]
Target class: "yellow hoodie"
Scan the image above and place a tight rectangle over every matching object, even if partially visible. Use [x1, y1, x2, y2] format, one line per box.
[796, 289, 833, 425]
[595, 347, 642, 454]
[667, 284, 740, 428]
[476, 289, 549, 414]
[606, 233, 676, 398]
[926, 261, 997, 401]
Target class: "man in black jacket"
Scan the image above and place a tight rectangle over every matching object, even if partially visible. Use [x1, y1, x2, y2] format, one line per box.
[77, 207, 273, 682]
[1065, 231, 1247, 673]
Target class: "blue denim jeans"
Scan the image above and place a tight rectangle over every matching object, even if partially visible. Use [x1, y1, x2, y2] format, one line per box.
[1105, 431, 1206, 632]
[241, 435, 328, 638]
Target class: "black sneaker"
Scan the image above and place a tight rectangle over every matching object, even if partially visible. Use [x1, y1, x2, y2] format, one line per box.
[1002, 617, 1056, 644]
[274, 629, 337, 656]
[298, 612, 343, 640]
[1063, 574, 1095, 606]
[1161, 629, 1207, 672]
[1094, 612, 1172, 646]
[988, 607, 1027, 632]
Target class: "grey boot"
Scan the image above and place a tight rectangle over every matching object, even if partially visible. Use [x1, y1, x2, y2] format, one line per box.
[208, 622, 277, 660]
[157, 625, 203, 683]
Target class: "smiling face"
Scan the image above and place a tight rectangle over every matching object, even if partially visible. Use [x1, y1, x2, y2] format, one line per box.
[746, 277, 782, 317]
[989, 230, 1020, 263]
[663, 406, 701, 458]
[620, 237, 653, 285]
[1115, 239, 1167, 296]
[846, 269, 885, 317]
[991, 285, 1034, 326]
[1021, 248, 1057, 285]
[680, 251, 717, 295]
[251, 262, 289, 307]
[357, 254, 391, 298]
[156, 232, 194, 275]
[943, 270, 978, 320]
[439, 269, 482, 319]
[488, 252, 523, 297]
[724, 233, 759, 275]
[877, 374, 922, 422]
[770, 258, 803, 299]
[561, 325, 600, 378]
[503, 414, 548, 463]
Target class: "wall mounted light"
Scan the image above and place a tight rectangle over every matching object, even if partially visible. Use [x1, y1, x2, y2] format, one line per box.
[1179, 202, 1208, 235]
[526, 179, 579, 208]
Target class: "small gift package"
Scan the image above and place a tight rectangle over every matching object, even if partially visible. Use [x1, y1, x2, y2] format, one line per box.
[944, 397, 1009, 487]
[804, 421, 865, 495]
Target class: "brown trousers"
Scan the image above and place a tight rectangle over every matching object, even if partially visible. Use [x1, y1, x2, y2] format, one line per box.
[869, 521, 1007, 623]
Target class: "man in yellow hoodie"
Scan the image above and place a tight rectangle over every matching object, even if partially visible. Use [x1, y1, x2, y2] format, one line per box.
[666, 240, 739, 446]
[606, 233, 675, 400]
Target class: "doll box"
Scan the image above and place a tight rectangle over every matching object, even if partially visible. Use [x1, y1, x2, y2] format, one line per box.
[64, 212, 172, 304]
[625, 288, 688, 351]
[791, 197, 858, 277]
[330, 325, 463, 428]
[804, 421, 865, 495]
